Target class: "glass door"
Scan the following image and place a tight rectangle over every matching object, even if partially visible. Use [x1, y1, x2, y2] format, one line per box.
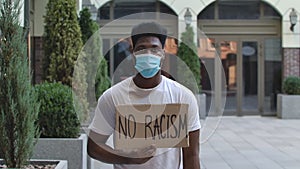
[241, 41, 259, 114]
[215, 39, 260, 115]
[199, 38, 261, 116]
[217, 40, 238, 115]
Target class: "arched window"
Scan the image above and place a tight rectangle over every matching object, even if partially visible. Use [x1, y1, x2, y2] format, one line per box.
[98, 0, 176, 20]
[198, 1, 281, 20]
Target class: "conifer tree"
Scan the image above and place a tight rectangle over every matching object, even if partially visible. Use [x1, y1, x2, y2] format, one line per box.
[43, 0, 89, 121]
[79, 7, 110, 105]
[79, 7, 98, 44]
[0, 0, 40, 167]
[95, 58, 110, 99]
[177, 26, 201, 93]
[43, 0, 83, 87]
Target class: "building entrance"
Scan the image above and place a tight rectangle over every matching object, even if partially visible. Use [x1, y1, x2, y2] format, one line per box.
[200, 36, 282, 116]
[198, 1, 282, 116]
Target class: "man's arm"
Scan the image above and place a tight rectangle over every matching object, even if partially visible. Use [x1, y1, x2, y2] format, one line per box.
[87, 130, 156, 164]
[182, 129, 200, 169]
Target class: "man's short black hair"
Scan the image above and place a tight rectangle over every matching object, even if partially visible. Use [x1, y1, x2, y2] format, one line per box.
[131, 22, 167, 49]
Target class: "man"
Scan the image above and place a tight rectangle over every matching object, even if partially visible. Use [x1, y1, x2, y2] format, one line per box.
[88, 22, 201, 169]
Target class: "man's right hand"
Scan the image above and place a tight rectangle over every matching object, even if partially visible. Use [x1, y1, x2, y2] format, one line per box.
[118, 144, 157, 164]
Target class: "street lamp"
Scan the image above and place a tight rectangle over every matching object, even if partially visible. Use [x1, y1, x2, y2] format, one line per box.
[184, 8, 192, 28]
[289, 8, 298, 32]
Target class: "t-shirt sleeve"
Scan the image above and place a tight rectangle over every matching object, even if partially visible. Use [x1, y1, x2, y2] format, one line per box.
[184, 92, 201, 132]
[89, 90, 115, 136]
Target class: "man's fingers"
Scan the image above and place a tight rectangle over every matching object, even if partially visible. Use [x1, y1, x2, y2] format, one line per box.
[140, 145, 156, 157]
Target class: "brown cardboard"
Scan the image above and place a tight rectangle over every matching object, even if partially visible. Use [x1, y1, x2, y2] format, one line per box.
[115, 104, 189, 149]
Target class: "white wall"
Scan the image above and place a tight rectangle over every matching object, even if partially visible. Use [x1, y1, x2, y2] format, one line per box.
[276, 0, 300, 48]
[75, 0, 300, 48]
[33, 0, 48, 36]
[19, 0, 25, 27]
[33, 0, 83, 36]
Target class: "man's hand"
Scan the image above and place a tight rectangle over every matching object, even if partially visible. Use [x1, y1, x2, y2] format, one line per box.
[118, 144, 157, 164]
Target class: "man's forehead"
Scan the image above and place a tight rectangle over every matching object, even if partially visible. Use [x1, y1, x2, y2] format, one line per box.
[135, 36, 162, 46]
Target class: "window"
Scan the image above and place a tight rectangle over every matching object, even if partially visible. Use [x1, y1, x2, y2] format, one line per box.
[198, 2, 215, 20]
[198, 1, 281, 20]
[114, 2, 156, 19]
[98, 1, 177, 20]
[219, 1, 260, 19]
[98, 2, 110, 19]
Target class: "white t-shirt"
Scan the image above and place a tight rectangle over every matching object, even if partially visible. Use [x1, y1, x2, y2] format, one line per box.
[89, 75, 201, 169]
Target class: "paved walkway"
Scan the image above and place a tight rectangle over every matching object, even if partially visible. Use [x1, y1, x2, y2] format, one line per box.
[91, 116, 300, 169]
[201, 116, 300, 169]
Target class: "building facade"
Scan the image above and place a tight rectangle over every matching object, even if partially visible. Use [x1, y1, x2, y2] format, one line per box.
[30, 0, 300, 116]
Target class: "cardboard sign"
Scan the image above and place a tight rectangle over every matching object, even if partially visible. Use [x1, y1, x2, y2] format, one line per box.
[115, 104, 189, 149]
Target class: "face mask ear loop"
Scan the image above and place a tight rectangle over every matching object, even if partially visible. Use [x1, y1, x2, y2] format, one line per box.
[159, 50, 165, 67]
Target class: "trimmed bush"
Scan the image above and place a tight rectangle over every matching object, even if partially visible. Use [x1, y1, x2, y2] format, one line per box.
[283, 76, 300, 95]
[34, 82, 80, 138]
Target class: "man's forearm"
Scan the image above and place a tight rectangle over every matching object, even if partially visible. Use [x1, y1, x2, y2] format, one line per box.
[183, 155, 200, 169]
[87, 138, 153, 164]
[183, 129, 200, 169]
[88, 138, 130, 164]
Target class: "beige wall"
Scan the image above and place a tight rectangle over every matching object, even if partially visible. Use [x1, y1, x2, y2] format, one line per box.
[86, 0, 300, 48]
[33, 0, 48, 36]
[33, 0, 82, 36]
[19, 0, 25, 27]
[32, 0, 300, 47]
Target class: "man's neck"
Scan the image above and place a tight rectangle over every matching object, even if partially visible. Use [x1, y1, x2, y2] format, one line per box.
[133, 72, 162, 89]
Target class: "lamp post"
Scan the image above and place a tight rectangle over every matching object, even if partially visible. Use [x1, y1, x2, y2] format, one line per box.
[184, 8, 192, 28]
[289, 8, 298, 32]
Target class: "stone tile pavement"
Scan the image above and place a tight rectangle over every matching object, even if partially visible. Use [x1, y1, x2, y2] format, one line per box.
[200, 116, 300, 169]
[91, 116, 300, 169]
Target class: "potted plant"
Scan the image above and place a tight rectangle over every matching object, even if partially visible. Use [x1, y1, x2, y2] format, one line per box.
[32, 82, 88, 169]
[277, 76, 300, 119]
[0, 0, 67, 168]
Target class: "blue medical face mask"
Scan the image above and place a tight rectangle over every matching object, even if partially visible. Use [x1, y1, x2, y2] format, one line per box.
[134, 53, 162, 78]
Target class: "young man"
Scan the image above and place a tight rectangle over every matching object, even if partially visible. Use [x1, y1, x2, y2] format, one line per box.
[88, 22, 201, 169]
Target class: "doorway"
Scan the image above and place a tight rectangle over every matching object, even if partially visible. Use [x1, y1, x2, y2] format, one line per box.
[200, 38, 262, 115]
[197, 0, 282, 116]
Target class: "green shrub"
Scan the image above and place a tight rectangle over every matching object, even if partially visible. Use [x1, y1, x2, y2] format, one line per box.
[95, 58, 111, 99]
[34, 82, 80, 138]
[283, 76, 300, 95]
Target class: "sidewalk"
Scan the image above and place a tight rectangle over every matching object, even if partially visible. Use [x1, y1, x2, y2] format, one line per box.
[200, 116, 300, 169]
[91, 116, 300, 169]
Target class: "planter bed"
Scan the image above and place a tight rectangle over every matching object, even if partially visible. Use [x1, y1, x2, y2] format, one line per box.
[31, 134, 87, 169]
[277, 94, 300, 119]
[0, 159, 67, 169]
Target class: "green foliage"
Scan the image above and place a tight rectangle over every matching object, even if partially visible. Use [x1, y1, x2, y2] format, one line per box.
[283, 76, 300, 95]
[72, 52, 89, 122]
[79, 8, 110, 105]
[34, 82, 80, 138]
[0, 0, 40, 167]
[95, 58, 111, 99]
[79, 7, 99, 44]
[177, 26, 201, 93]
[43, 0, 90, 122]
[43, 0, 83, 86]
